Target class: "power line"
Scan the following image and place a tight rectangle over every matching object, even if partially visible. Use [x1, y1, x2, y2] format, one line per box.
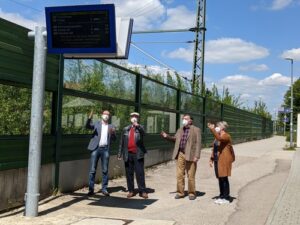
[8, 0, 42, 13]
[124, 0, 153, 17]
[131, 40, 195, 44]
[130, 43, 192, 82]
[134, 3, 162, 18]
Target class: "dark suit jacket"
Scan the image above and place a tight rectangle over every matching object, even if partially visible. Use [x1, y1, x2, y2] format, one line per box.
[86, 118, 117, 151]
[118, 125, 147, 162]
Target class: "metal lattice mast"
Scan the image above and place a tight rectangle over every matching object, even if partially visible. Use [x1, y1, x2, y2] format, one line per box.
[192, 0, 206, 95]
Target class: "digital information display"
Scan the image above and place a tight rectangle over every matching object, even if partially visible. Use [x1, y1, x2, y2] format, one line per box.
[45, 4, 116, 54]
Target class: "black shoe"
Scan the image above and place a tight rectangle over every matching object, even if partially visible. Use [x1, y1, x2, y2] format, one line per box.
[102, 190, 110, 196]
[189, 195, 196, 200]
[87, 191, 94, 196]
[174, 194, 184, 199]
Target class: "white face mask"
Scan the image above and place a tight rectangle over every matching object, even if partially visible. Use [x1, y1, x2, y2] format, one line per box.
[102, 114, 109, 122]
[182, 119, 189, 126]
[215, 127, 221, 133]
[131, 117, 138, 123]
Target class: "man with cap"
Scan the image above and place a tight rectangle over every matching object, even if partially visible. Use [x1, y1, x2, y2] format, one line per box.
[118, 112, 148, 199]
[86, 109, 116, 196]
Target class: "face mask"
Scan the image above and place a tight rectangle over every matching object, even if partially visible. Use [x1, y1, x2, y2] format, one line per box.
[182, 119, 189, 126]
[102, 114, 109, 121]
[215, 127, 221, 133]
[131, 117, 138, 123]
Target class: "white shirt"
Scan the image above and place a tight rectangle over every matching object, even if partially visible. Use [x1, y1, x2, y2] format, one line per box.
[99, 122, 109, 146]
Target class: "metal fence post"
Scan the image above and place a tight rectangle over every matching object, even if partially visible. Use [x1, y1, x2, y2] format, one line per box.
[135, 73, 142, 113]
[53, 55, 64, 191]
[176, 90, 181, 130]
[25, 26, 47, 217]
[202, 96, 206, 145]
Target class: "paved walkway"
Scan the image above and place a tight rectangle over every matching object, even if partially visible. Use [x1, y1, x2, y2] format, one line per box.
[265, 147, 300, 225]
[0, 136, 297, 225]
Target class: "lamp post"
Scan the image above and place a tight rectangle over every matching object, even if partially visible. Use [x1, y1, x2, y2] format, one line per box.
[285, 58, 294, 148]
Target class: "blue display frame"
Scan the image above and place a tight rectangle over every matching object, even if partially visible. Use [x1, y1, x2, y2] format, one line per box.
[45, 4, 116, 54]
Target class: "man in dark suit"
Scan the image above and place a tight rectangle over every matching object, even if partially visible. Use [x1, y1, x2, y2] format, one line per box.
[118, 112, 148, 199]
[86, 110, 116, 196]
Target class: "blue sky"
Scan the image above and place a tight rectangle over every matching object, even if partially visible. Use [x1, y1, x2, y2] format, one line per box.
[0, 0, 300, 117]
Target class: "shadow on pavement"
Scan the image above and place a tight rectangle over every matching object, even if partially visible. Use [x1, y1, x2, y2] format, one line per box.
[169, 191, 206, 197]
[107, 186, 127, 193]
[39, 193, 87, 216]
[89, 196, 158, 210]
[0, 195, 62, 218]
[212, 195, 236, 203]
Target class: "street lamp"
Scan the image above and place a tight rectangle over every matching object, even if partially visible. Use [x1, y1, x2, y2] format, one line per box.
[285, 58, 294, 148]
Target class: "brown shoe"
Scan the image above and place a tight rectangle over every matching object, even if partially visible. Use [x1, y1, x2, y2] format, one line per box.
[140, 192, 148, 199]
[127, 192, 135, 198]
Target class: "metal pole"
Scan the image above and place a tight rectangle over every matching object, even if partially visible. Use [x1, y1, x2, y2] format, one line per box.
[132, 28, 192, 34]
[284, 114, 286, 136]
[25, 26, 47, 217]
[285, 58, 294, 147]
[192, 0, 207, 95]
[290, 59, 294, 147]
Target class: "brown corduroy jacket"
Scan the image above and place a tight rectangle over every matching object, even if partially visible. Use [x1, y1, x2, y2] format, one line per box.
[165, 125, 202, 161]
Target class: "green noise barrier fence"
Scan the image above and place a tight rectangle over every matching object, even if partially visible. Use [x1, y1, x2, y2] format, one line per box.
[0, 17, 273, 172]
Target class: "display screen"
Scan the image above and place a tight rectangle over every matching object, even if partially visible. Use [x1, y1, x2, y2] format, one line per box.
[45, 4, 116, 54]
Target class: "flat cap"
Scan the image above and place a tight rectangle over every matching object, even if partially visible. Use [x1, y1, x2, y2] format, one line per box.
[130, 112, 140, 117]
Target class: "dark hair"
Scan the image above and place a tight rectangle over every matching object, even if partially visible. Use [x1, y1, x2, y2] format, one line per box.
[183, 114, 193, 121]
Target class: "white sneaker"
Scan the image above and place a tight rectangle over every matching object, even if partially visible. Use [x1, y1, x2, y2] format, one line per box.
[214, 198, 222, 204]
[218, 199, 230, 204]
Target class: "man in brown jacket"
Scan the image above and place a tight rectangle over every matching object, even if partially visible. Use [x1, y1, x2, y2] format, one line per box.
[161, 114, 201, 200]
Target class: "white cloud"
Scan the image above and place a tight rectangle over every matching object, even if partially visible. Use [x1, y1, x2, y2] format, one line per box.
[101, 0, 165, 30]
[258, 73, 290, 86]
[166, 38, 269, 64]
[0, 8, 42, 30]
[205, 38, 269, 63]
[160, 5, 195, 29]
[281, 48, 300, 60]
[211, 73, 291, 111]
[166, 46, 194, 62]
[270, 0, 293, 10]
[239, 64, 269, 72]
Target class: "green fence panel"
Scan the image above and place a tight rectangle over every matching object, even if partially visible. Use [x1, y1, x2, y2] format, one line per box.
[0, 136, 55, 170]
[0, 18, 59, 91]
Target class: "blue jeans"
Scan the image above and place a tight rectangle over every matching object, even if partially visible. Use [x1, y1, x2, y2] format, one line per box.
[88, 146, 109, 192]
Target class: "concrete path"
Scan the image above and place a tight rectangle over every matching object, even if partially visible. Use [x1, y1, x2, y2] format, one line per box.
[0, 136, 296, 225]
[265, 147, 300, 225]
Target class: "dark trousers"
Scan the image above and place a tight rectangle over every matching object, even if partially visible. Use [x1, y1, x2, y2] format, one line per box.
[125, 153, 146, 193]
[214, 161, 230, 199]
[218, 177, 230, 200]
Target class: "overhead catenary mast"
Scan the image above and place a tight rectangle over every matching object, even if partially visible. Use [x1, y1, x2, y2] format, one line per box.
[192, 0, 207, 95]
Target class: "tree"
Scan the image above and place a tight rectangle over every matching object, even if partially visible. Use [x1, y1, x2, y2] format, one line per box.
[283, 78, 300, 125]
[222, 87, 243, 108]
[252, 99, 272, 119]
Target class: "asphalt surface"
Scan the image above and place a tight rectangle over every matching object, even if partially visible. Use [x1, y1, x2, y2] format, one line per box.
[0, 136, 296, 225]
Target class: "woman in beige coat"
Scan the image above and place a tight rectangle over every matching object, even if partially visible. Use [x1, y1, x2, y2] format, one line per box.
[208, 121, 235, 204]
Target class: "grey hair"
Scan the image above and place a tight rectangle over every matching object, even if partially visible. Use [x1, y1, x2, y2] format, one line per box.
[217, 121, 229, 130]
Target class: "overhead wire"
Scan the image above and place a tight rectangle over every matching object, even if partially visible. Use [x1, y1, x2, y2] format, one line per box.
[7, 0, 42, 13]
[131, 43, 192, 82]
[131, 40, 195, 44]
[124, 0, 154, 17]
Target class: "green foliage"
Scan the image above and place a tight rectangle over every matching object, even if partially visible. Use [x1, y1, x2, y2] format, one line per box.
[251, 99, 272, 119]
[0, 84, 52, 135]
[282, 78, 300, 125]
